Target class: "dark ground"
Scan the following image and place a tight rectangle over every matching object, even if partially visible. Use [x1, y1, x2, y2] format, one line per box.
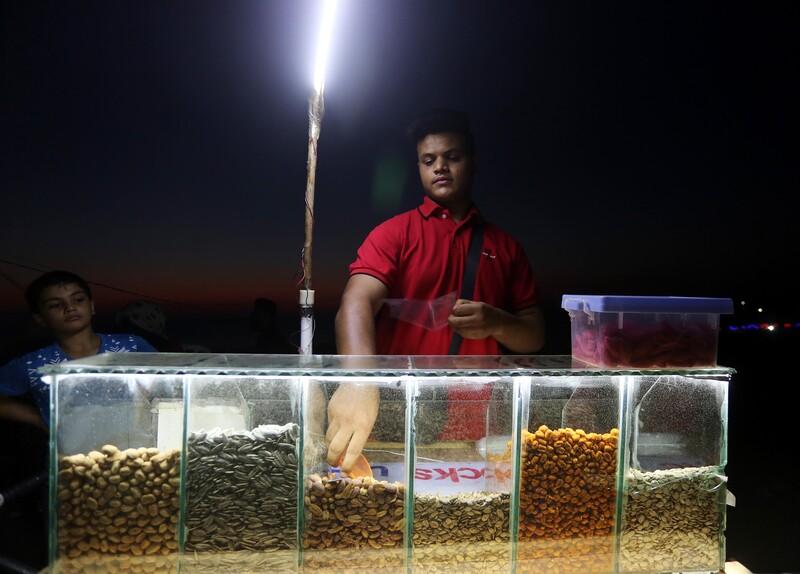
[1, 312, 798, 573]
[0, 411, 48, 574]
[720, 327, 800, 573]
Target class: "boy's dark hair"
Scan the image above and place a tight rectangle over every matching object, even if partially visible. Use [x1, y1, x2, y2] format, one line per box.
[25, 270, 92, 312]
[406, 108, 475, 155]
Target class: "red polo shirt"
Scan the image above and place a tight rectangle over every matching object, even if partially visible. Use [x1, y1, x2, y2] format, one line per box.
[350, 196, 539, 355]
[349, 197, 540, 440]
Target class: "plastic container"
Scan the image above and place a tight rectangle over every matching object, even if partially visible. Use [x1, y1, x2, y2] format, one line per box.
[561, 295, 734, 368]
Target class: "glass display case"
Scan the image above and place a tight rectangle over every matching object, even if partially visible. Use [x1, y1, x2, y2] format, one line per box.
[41, 353, 732, 574]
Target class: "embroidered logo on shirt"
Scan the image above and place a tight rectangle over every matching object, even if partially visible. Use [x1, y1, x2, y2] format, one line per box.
[482, 249, 497, 260]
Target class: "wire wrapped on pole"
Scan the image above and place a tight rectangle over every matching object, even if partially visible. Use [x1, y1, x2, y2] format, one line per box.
[303, 90, 324, 291]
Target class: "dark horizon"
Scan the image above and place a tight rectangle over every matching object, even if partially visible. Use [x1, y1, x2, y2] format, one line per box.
[1, 289, 796, 360]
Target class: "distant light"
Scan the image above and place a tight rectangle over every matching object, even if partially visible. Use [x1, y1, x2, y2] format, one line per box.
[313, 0, 338, 95]
[757, 307, 763, 313]
[740, 300, 746, 306]
[727, 319, 800, 333]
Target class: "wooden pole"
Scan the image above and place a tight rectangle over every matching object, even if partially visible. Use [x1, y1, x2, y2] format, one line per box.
[300, 90, 324, 355]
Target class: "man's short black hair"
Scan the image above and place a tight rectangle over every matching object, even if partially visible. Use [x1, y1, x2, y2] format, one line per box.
[25, 270, 92, 312]
[406, 108, 475, 155]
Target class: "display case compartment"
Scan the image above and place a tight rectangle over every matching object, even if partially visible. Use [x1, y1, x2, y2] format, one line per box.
[301, 375, 408, 574]
[409, 375, 515, 573]
[41, 353, 733, 574]
[515, 376, 621, 574]
[618, 374, 728, 574]
[50, 371, 185, 574]
[182, 375, 302, 574]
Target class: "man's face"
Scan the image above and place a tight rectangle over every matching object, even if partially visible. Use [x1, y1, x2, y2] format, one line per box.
[34, 282, 94, 335]
[417, 132, 475, 210]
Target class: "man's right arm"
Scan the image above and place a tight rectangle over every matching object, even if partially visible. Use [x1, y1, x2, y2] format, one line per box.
[328, 274, 388, 472]
[334, 274, 388, 355]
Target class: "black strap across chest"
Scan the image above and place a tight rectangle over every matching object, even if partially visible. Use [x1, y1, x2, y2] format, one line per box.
[449, 223, 484, 355]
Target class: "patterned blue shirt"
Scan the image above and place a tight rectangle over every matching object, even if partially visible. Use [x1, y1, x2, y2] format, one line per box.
[0, 333, 156, 425]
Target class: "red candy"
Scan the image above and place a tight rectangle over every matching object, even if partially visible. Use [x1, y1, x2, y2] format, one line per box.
[572, 320, 717, 369]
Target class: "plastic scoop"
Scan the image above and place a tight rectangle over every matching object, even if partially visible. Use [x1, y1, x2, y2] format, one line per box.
[338, 453, 373, 479]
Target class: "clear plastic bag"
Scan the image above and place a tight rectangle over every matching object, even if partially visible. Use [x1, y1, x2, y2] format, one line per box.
[382, 291, 458, 330]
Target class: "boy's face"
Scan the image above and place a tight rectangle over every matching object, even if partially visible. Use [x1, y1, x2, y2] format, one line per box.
[417, 132, 475, 211]
[33, 282, 95, 335]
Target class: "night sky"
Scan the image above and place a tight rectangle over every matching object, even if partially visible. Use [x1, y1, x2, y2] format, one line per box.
[1, 1, 797, 343]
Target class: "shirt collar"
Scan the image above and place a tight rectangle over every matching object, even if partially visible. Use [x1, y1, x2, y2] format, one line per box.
[419, 196, 482, 224]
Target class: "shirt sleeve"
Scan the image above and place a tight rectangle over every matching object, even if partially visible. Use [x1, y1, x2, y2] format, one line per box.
[348, 220, 401, 287]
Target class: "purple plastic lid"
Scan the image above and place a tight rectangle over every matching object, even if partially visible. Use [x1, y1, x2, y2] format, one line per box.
[561, 295, 734, 314]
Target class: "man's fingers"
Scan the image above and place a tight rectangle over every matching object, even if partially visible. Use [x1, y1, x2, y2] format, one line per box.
[326, 426, 352, 466]
[451, 299, 471, 316]
[340, 429, 370, 472]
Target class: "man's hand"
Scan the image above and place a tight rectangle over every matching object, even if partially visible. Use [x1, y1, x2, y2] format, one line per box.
[325, 383, 379, 472]
[448, 299, 499, 339]
[449, 300, 545, 354]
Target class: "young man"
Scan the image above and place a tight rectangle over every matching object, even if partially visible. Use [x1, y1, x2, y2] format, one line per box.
[0, 270, 156, 427]
[328, 108, 545, 471]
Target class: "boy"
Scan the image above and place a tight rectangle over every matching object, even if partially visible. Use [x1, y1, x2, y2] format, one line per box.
[0, 270, 156, 427]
